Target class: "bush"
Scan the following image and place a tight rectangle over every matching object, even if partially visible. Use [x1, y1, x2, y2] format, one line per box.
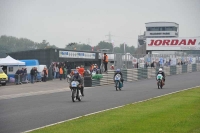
[92, 74, 103, 80]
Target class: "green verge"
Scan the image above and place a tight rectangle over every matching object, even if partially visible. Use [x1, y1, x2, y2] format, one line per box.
[31, 88, 200, 133]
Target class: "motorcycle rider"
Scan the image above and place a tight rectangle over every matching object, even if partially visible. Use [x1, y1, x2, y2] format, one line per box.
[70, 71, 84, 96]
[156, 68, 165, 85]
[113, 69, 124, 85]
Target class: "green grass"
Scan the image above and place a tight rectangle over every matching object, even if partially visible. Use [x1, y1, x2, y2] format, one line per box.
[31, 88, 200, 133]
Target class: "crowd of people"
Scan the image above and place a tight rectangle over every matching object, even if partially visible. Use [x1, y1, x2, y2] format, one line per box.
[15, 68, 28, 84]
[15, 67, 49, 84]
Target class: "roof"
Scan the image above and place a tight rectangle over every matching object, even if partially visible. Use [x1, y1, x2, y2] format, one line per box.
[145, 22, 179, 25]
[8, 48, 100, 54]
[0, 56, 25, 66]
[19, 60, 39, 66]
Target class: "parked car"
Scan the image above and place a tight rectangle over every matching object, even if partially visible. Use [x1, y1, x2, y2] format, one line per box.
[0, 67, 8, 86]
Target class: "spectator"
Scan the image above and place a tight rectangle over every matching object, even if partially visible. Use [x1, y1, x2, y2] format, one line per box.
[151, 61, 155, 68]
[34, 67, 38, 82]
[63, 66, 67, 79]
[24, 68, 27, 81]
[21, 68, 25, 82]
[165, 61, 169, 67]
[53, 65, 56, 79]
[76, 66, 80, 71]
[92, 65, 98, 74]
[67, 65, 71, 75]
[43, 67, 48, 82]
[103, 53, 108, 72]
[30, 67, 35, 84]
[169, 59, 171, 66]
[15, 68, 22, 85]
[110, 65, 114, 70]
[78, 65, 85, 77]
[56, 66, 59, 78]
[95, 64, 98, 69]
[90, 64, 94, 72]
[59, 67, 63, 80]
[145, 62, 149, 68]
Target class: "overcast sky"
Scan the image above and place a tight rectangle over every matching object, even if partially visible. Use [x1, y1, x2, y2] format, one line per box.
[0, 0, 200, 48]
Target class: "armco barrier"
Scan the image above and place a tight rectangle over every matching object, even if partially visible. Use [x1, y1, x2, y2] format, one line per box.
[187, 64, 192, 72]
[91, 63, 200, 87]
[170, 66, 176, 75]
[92, 79, 100, 86]
[176, 65, 182, 74]
[182, 65, 187, 73]
[192, 64, 197, 72]
[197, 64, 200, 71]
[127, 69, 133, 82]
[163, 66, 170, 76]
[147, 68, 156, 78]
[122, 69, 127, 81]
[133, 69, 138, 80]
[138, 68, 147, 80]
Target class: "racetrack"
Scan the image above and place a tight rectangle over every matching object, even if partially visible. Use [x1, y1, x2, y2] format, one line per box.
[0, 72, 199, 133]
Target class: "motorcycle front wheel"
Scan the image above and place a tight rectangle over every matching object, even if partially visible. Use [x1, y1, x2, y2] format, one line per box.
[115, 81, 119, 91]
[72, 88, 76, 102]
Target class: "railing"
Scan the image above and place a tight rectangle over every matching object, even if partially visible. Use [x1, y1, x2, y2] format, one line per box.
[92, 63, 200, 87]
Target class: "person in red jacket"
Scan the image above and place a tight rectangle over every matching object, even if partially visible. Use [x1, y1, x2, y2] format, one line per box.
[78, 65, 85, 77]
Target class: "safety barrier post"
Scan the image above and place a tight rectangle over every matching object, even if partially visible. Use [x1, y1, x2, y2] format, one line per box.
[192, 64, 197, 72]
[127, 69, 133, 82]
[187, 64, 192, 73]
[182, 64, 187, 73]
[133, 68, 138, 81]
[122, 69, 127, 81]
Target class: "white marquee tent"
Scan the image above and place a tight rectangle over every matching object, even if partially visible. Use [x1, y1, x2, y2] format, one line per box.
[0, 56, 25, 66]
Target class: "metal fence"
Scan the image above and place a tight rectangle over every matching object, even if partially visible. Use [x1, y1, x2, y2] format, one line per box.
[92, 63, 200, 86]
[107, 53, 200, 70]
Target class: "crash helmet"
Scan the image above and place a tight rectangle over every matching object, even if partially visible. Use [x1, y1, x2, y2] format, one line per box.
[116, 69, 120, 72]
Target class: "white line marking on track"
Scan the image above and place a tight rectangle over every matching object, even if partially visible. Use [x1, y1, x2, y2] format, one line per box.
[0, 87, 94, 100]
[23, 85, 200, 133]
[0, 88, 70, 100]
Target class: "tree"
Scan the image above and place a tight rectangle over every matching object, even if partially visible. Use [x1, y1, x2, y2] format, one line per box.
[0, 35, 58, 58]
[113, 43, 135, 54]
[65, 43, 92, 51]
[37, 40, 49, 49]
[114, 47, 121, 53]
[95, 41, 113, 52]
[0, 35, 38, 57]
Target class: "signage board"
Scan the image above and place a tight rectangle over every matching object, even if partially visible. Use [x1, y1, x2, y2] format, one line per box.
[146, 37, 200, 50]
[59, 51, 96, 59]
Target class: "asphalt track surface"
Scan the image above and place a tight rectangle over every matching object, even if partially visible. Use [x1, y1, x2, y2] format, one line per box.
[0, 72, 200, 133]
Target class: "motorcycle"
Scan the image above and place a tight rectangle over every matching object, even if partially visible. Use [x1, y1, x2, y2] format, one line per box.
[71, 81, 82, 102]
[114, 74, 122, 91]
[157, 74, 163, 89]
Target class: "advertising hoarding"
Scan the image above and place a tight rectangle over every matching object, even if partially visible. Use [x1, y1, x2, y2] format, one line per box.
[146, 37, 200, 51]
[59, 51, 96, 59]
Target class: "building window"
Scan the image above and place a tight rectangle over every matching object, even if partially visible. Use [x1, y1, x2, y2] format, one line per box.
[8, 67, 13, 72]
